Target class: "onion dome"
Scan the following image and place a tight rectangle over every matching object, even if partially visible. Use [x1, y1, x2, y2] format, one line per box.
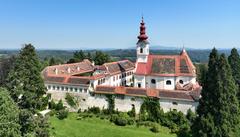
[137, 17, 148, 42]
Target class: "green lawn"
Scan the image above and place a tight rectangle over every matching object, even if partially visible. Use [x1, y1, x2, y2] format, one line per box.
[50, 113, 176, 137]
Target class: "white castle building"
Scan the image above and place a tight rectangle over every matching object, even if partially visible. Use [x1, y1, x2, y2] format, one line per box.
[42, 18, 201, 114]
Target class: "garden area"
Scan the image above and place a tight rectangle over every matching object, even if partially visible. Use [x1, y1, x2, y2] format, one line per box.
[50, 113, 176, 137]
[48, 96, 195, 137]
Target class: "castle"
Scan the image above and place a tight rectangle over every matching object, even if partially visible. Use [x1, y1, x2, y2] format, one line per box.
[42, 18, 201, 114]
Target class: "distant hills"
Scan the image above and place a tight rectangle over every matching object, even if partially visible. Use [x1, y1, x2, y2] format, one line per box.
[0, 47, 236, 63]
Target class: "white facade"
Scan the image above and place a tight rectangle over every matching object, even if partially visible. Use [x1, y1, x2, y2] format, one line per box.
[160, 98, 198, 114]
[134, 75, 196, 90]
[136, 42, 149, 63]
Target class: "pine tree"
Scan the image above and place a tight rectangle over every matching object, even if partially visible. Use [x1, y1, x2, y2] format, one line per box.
[196, 63, 208, 86]
[228, 48, 240, 101]
[0, 88, 21, 137]
[228, 48, 240, 84]
[192, 48, 240, 137]
[215, 54, 239, 136]
[192, 48, 221, 136]
[6, 44, 46, 110]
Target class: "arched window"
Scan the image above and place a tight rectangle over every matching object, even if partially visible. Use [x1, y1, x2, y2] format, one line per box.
[166, 80, 171, 85]
[140, 48, 143, 53]
[179, 80, 184, 84]
[151, 79, 156, 84]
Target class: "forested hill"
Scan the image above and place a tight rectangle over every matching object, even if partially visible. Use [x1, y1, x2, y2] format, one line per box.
[0, 49, 233, 63]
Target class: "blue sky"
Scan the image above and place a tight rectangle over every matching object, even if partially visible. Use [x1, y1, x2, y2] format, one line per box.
[0, 0, 240, 49]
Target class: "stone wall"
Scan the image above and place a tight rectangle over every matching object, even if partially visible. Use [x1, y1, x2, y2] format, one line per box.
[48, 90, 197, 114]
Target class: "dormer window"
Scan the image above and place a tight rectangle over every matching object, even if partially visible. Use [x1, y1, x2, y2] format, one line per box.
[140, 48, 143, 53]
[151, 79, 156, 84]
[67, 67, 71, 73]
[54, 68, 58, 74]
[179, 80, 184, 84]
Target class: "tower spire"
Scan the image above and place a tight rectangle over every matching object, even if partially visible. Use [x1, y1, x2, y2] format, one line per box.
[137, 16, 148, 42]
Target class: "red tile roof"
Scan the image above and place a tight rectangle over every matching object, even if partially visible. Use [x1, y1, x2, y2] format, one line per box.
[103, 60, 135, 76]
[95, 85, 200, 101]
[42, 59, 134, 86]
[135, 50, 196, 77]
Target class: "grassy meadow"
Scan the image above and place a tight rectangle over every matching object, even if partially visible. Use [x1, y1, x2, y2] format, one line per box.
[49, 113, 176, 137]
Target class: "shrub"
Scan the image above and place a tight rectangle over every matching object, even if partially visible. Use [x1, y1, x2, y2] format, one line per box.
[48, 99, 56, 109]
[48, 110, 56, 116]
[55, 100, 64, 111]
[115, 116, 127, 126]
[150, 123, 160, 133]
[163, 110, 190, 133]
[186, 109, 196, 124]
[87, 107, 101, 114]
[110, 114, 118, 123]
[110, 112, 132, 126]
[127, 105, 136, 118]
[127, 118, 135, 125]
[78, 113, 94, 119]
[136, 121, 155, 127]
[57, 109, 68, 120]
[65, 93, 76, 107]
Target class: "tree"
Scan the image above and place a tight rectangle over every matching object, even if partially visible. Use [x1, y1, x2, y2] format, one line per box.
[139, 97, 164, 123]
[19, 109, 35, 136]
[67, 50, 86, 63]
[192, 48, 240, 137]
[49, 57, 56, 66]
[0, 88, 21, 137]
[19, 109, 50, 137]
[34, 115, 50, 137]
[93, 51, 111, 65]
[86, 52, 92, 61]
[73, 50, 86, 62]
[196, 63, 208, 86]
[228, 48, 240, 101]
[228, 48, 240, 84]
[0, 56, 16, 86]
[106, 95, 115, 114]
[6, 44, 46, 110]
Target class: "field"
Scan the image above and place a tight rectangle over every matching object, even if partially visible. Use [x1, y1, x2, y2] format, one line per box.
[49, 113, 176, 137]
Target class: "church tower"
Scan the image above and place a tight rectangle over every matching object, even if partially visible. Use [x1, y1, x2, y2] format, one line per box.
[136, 17, 149, 63]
